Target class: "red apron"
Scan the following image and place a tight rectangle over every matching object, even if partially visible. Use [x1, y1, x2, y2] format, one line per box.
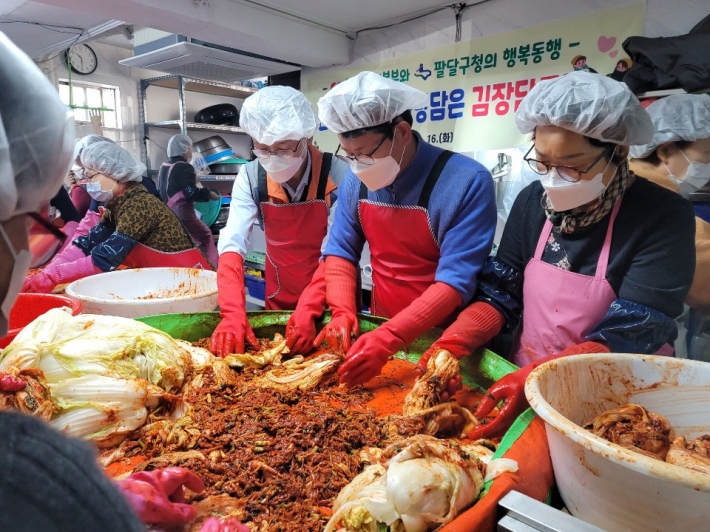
[123, 243, 213, 270]
[259, 152, 333, 310]
[164, 163, 219, 267]
[358, 151, 453, 319]
[513, 201, 622, 366]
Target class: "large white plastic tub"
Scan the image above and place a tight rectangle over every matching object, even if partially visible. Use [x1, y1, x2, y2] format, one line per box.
[66, 267, 218, 318]
[525, 353, 710, 532]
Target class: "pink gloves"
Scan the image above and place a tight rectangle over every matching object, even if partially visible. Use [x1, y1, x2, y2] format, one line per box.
[22, 255, 102, 293]
[117, 467, 203, 525]
[0, 373, 27, 392]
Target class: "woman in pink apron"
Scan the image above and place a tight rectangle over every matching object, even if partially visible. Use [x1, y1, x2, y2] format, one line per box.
[159, 134, 219, 267]
[23, 141, 212, 294]
[418, 73, 697, 440]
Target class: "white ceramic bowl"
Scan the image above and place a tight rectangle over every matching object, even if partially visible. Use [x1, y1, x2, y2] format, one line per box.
[525, 353, 710, 532]
[66, 267, 218, 318]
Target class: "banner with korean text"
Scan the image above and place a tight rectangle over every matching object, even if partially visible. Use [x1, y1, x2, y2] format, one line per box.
[302, 3, 646, 152]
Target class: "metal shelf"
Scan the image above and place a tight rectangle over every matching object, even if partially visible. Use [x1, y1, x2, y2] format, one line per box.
[139, 74, 258, 174]
[145, 121, 247, 135]
[144, 75, 258, 99]
[200, 174, 240, 181]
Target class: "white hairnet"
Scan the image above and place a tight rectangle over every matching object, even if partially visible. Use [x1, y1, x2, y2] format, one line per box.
[317, 71, 429, 134]
[0, 32, 75, 222]
[240, 86, 317, 145]
[73, 134, 115, 167]
[629, 94, 710, 158]
[167, 134, 193, 158]
[81, 141, 146, 183]
[515, 71, 653, 146]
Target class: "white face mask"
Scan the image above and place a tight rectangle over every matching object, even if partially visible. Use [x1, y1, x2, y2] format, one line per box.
[0, 223, 32, 336]
[351, 134, 406, 191]
[86, 176, 117, 203]
[541, 150, 616, 212]
[666, 150, 710, 198]
[258, 143, 307, 184]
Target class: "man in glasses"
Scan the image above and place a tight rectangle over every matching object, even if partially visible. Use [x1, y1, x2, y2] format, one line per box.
[315, 71, 497, 387]
[211, 86, 349, 357]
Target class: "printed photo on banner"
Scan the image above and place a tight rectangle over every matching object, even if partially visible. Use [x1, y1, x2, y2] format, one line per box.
[303, 2, 646, 152]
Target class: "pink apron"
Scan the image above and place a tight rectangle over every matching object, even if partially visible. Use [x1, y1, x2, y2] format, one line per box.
[164, 162, 219, 268]
[513, 202, 621, 366]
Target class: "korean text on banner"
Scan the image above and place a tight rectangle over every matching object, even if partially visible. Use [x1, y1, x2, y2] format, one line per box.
[302, 2, 646, 152]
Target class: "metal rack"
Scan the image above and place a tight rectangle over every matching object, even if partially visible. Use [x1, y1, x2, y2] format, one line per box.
[138, 74, 258, 174]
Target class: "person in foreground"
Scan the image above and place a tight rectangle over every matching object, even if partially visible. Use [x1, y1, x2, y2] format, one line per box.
[416, 72, 696, 439]
[0, 31, 242, 532]
[315, 71, 498, 387]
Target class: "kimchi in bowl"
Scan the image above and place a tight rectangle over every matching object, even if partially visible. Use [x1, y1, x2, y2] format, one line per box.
[525, 353, 710, 532]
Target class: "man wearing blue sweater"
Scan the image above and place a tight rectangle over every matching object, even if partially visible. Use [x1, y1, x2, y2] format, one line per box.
[315, 71, 497, 387]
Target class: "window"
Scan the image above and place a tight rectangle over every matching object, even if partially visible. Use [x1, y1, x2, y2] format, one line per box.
[58, 80, 122, 129]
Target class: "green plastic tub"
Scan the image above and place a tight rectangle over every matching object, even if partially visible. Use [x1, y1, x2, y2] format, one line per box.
[136, 310, 518, 393]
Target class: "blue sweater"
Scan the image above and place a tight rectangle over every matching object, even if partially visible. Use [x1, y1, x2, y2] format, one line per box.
[324, 133, 497, 303]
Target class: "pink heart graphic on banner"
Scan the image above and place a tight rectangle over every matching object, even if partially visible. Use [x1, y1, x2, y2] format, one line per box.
[610, 50, 619, 58]
[598, 36, 617, 53]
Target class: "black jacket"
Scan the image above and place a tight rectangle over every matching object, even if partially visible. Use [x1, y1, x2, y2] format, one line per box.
[622, 14, 710, 94]
[158, 156, 211, 203]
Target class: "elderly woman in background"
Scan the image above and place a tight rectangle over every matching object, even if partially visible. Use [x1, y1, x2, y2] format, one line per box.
[629, 94, 710, 361]
[22, 141, 212, 293]
[159, 133, 219, 267]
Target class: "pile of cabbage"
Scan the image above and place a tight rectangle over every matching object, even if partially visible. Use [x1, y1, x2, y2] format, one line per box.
[0, 308, 193, 447]
[324, 435, 518, 532]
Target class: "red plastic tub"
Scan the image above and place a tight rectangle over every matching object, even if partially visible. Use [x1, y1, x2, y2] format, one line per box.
[0, 293, 82, 349]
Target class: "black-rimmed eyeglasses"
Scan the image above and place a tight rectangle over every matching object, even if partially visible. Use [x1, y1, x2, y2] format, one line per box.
[523, 144, 612, 183]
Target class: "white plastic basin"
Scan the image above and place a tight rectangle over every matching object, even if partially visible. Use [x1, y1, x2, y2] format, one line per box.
[525, 353, 710, 532]
[66, 267, 218, 318]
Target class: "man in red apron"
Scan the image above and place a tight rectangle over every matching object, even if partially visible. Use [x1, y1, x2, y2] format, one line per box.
[159, 134, 219, 267]
[210, 86, 349, 357]
[315, 72, 498, 387]
[414, 72, 695, 440]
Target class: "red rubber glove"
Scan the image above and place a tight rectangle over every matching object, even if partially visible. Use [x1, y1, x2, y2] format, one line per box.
[468, 341, 609, 440]
[210, 252, 259, 357]
[338, 282, 461, 387]
[117, 467, 204, 525]
[0, 373, 27, 392]
[416, 301, 504, 399]
[558, 341, 610, 356]
[199, 517, 250, 532]
[286, 261, 326, 355]
[314, 256, 359, 353]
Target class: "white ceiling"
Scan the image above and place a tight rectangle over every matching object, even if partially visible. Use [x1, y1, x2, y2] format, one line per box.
[242, 0, 465, 33]
[3, 0, 464, 66]
[0, 1, 115, 57]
